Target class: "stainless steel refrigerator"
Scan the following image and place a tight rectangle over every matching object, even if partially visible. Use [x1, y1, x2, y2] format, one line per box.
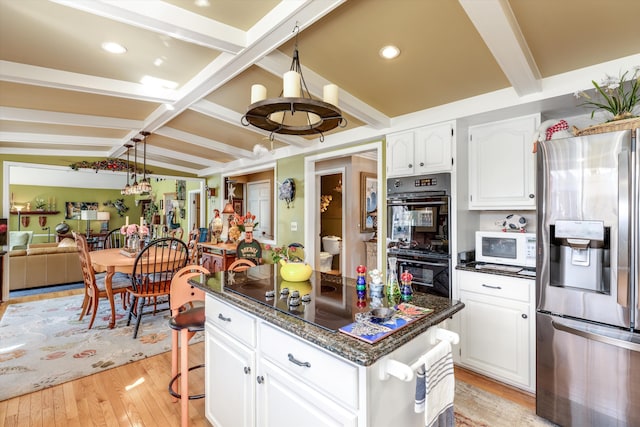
[536, 129, 639, 426]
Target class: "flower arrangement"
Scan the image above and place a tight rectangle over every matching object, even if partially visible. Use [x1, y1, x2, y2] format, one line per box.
[574, 66, 640, 121]
[34, 197, 47, 210]
[264, 242, 305, 264]
[232, 211, 258, 232]
[120, 223, 149, 237]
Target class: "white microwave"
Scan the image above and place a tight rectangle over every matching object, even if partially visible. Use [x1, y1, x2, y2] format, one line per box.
[475, 231, 536, 268]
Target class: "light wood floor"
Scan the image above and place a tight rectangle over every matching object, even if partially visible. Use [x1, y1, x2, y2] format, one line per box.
[0, 290, 535, 426]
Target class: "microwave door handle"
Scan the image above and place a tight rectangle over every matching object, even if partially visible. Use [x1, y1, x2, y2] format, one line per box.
[617, 148, 630, 308]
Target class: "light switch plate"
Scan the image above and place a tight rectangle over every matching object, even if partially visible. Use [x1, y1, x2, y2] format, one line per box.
[291, 221, 297, 231]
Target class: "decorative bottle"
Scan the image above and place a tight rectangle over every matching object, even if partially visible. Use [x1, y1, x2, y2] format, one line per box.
[400, 271, 414, 302]
[356, 265, 367, 302]
[386, 257, 401, 305]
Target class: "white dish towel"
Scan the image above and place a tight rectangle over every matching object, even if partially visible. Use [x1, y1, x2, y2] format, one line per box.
[414, 340, 455, 427]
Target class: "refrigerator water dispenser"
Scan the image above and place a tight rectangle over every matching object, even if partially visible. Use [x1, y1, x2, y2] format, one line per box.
[550, 220, 609, 293]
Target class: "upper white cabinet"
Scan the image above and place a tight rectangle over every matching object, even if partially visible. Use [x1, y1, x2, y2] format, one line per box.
[468, 114, 539, 210]
[387, 122, 453, 177]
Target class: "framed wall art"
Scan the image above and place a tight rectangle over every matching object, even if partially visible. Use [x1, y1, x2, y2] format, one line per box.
[65, 202, 98, 220]
[360, 172, 377, 233]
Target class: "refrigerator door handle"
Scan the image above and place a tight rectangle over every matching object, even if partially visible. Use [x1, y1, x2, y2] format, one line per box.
[617, 148, 630, 307]
[552, 319, 640, 352]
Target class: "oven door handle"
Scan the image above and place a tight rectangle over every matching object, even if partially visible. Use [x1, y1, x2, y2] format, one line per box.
[398, 259, 449, 267]
[388, 201, 446, 207]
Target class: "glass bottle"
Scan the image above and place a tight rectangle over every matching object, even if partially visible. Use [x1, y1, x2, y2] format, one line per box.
[386, 257, 401, 305]
[400, 271, 413, 302]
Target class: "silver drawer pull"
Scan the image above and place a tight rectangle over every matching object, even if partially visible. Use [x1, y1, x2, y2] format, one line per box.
[218, 313, 232, 322]
[243, 366, 251, 375]
[287, 353, 311, 368]
[481, 284, 502, 290]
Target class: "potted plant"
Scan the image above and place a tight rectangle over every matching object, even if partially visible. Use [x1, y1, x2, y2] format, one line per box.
[34, 197, 47, 211]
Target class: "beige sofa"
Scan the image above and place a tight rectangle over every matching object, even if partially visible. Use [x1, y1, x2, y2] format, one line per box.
[9, 239, 83, 290]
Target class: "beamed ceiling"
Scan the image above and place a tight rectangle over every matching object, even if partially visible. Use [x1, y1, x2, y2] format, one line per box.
[1, 0, 639, 176]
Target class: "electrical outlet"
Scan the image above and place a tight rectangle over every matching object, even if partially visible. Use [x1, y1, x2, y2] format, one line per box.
[291, 221, 298, 231]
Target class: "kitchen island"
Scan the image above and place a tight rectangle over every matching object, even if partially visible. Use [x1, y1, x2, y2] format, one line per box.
[190, 264, 464, 427]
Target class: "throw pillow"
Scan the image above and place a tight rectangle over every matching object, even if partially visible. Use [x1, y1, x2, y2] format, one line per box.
[58, 238, 77, 247]
[10, 232, 30, 250]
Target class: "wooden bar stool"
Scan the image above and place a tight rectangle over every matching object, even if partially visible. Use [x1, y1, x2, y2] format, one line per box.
[168, 264, 210, 427]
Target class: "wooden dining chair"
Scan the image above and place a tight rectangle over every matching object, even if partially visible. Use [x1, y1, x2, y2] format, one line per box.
[103, 228, 126, 249]
[227, 258, 256, 271]
[168, 264, 210, 427]
[73, 232, 130, 329]
[127, 237, 189, 338]
[186, 227, 201, 265]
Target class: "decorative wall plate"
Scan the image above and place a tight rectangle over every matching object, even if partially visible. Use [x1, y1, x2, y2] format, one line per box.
[279, 178, 295, 208]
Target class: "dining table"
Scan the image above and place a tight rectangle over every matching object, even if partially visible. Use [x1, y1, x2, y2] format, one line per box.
[89, 247, 186, 328]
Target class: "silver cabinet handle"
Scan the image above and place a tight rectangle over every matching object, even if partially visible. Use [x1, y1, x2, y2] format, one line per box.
[256, 375, 264, 384]
[243, 366, 251, 375]
[521, 314, 528, 319]
[481, 284, 502, 290]
[287, 353, 311, 368]
[419, 162, 424, 167]
[529, 194, 535, 199]
[408, 163, 413, 168]
[552, 319, 640, 352]
[218, 313, 231, 322]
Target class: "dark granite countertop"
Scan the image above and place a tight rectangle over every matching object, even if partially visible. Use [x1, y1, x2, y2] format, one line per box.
[189, 266, 464, 367]
[456, 261, 536, 280]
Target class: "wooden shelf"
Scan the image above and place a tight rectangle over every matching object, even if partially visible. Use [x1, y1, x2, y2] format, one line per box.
[10, 211, 60, 215]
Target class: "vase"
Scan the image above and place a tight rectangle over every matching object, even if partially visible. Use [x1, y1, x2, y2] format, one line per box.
[127, 234, 140, 252]
[278, 259, 312, 282]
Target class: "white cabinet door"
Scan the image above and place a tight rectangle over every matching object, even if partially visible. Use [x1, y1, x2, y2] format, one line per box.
[256, 359, 358, 427]
[386, 131, 415, 177]
[459, 290, 531, 388]
[468, 114, 539, 209]
[414, 122, 453, 174]
[205, 324, 255, 427]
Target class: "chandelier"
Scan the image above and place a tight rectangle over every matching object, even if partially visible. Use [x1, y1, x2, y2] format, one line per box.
[121, 131, 152, 195]
[241, 25, 346, 142]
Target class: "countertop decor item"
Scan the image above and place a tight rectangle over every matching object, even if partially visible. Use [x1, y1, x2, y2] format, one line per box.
[278, 259, 312, 282]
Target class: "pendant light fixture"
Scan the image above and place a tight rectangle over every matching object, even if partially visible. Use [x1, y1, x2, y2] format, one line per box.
[138, 131, 152, 194]
[241, 24, 346, 142]
[130, 137, 140, 194]
[121, 144, 132, 195]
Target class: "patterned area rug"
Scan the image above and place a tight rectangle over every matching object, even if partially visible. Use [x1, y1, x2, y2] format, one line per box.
[454, 381, 557, 427]
[0, 294, 202, 401]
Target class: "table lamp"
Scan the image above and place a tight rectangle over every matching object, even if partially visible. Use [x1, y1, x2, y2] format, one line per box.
[97, 211, 110, 232]
[80, 210, 98, 237]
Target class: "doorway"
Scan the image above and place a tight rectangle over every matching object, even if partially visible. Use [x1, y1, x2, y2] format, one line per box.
[318, 169, 345, 274]
[304, 141, 382, 277]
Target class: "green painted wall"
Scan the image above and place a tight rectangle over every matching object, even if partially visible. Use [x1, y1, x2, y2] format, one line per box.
[1, 154, 197, 217]
[276, 154, 306, 252]
[9, 184, 141, 243]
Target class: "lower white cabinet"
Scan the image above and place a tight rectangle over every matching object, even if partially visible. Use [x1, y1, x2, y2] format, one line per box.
[205, 326, 255, 427]
[205, 295, 359, 427]
[456, 270, 535, 391]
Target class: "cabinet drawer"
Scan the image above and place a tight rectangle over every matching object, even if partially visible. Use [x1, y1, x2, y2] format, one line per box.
[259, 322, 359, 409]
[458, 271, 531, 302]
[206, 295, 256, 347]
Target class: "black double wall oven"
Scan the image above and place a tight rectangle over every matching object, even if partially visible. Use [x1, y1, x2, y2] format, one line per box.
[387, 173, 451, 298]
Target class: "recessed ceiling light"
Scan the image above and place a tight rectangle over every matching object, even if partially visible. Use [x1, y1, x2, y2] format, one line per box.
[101, 42, 127, 54]
[379, 45, 400, 60]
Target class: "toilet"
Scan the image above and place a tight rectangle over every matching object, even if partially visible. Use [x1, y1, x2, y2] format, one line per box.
[320, 236, 342, 272]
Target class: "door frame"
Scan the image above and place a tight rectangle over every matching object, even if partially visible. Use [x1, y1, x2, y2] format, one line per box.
[304, 141, 383, 273]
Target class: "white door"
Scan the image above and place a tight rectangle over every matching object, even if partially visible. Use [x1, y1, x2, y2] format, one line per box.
[247, 180, 272, 240]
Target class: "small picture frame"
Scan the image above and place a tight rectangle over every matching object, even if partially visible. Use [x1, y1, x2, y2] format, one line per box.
[360, 172, 377, 233]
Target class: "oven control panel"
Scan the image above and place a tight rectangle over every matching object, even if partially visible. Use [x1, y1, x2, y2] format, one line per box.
[387, 173, 450, 195]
